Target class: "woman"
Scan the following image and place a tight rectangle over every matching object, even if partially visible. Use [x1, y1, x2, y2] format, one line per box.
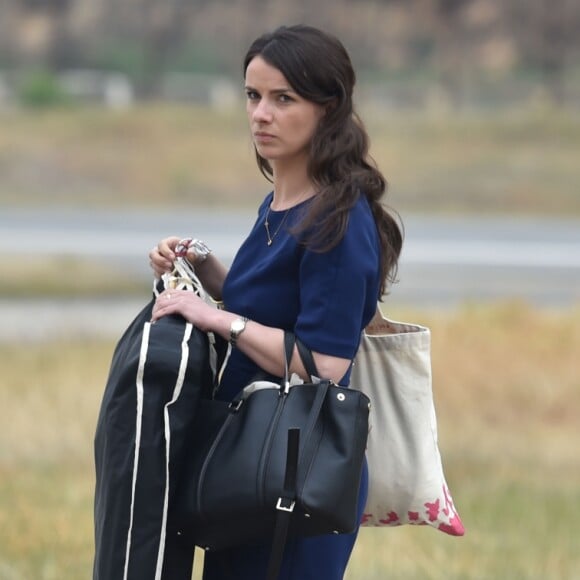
[150, 24, 402, 580]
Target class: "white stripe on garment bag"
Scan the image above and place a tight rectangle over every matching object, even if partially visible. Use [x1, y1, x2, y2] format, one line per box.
[154, 322, 194, 580]
[123, 321, 151, 580]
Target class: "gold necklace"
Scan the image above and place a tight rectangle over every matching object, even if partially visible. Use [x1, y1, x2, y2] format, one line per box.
[264, 203, 291, 246]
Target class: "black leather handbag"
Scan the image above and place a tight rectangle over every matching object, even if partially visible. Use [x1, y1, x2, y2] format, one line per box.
[170, 333, 370, 577]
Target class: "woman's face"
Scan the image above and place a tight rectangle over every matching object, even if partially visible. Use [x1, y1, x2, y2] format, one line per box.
[245, 56, 325, 168]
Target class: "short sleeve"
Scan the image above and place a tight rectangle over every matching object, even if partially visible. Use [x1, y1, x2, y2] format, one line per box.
[295, 197, 380, 359]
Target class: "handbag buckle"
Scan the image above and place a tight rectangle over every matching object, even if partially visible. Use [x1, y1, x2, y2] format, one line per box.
[228, 399, 243, 412]
[276, 497, 295, 513]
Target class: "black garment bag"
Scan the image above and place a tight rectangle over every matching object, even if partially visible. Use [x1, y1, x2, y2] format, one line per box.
[93, 256, 222, 580]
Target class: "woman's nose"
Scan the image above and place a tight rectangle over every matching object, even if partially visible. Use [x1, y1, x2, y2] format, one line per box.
[252, 99, 273, 123]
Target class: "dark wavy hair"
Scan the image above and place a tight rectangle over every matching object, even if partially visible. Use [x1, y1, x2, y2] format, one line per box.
[243, 25, 402, 295]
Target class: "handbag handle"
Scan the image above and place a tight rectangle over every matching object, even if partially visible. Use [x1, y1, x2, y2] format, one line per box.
[282, 332, 295, 392]
[283, 331, 320, 381]
[295, 337, 320, 381]
[281, 333, 333, 456]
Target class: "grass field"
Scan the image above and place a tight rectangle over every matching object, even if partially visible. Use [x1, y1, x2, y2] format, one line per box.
[1, 302, 579, 579]
[1, 103, 579, 216]
[1, 99, 578, 578]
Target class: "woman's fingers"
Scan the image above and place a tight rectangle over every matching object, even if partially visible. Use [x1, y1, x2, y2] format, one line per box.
[151, 290, 214, 332]
[151, 289, 196, 322]
[158, 236, 180, 260]
[149, 236, 181, 275]
[152, 289, 180, 320]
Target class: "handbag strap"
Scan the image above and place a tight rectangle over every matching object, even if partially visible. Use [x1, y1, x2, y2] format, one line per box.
[266, 335, 328, 579]
[282, 331, 295, 391]
[266, 379, 331, 579]
[266, 428, 300, 580]
[283, 331, 320, 381]
[283, 332, 331, 464]
[295, 338, 320, 380]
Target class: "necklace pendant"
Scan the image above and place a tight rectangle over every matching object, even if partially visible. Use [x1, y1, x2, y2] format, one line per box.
[264, 202, 291, 247]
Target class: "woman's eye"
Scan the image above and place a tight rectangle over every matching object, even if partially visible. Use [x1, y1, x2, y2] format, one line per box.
[246, 90, 259, 100]
[278, 94, 293, 103]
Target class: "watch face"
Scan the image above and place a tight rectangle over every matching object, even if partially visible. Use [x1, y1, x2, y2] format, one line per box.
[231, 319, 245, 333]
[192, 240, 210, 257]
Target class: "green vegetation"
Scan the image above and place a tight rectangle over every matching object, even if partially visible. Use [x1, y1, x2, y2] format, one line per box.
[0, 303, 578, 579]
[1, 104, 579, 215]
[17, 70, 71, 108]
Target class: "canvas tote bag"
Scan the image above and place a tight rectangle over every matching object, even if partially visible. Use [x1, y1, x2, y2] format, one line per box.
[351, 308, 465, 536]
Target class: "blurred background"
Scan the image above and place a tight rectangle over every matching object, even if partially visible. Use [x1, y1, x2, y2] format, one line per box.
[0, 1, 579, 579]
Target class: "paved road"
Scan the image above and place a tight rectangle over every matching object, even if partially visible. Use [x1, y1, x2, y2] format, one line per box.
[1, 207, 579, 340]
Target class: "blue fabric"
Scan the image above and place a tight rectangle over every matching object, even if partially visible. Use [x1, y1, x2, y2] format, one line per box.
[207, 191, 380, 579]
[219, 191, 381, 401]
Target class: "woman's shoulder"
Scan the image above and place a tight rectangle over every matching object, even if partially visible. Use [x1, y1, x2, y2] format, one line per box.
[351, 191, 374, 217]
[346, 193, 378, 238]
[304, 193, 379, 265]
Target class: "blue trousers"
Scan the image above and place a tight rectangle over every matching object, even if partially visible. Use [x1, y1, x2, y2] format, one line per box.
[202, 460, 369, 580]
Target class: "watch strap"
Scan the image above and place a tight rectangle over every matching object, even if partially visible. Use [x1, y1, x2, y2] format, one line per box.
[187, 239, 212, 263]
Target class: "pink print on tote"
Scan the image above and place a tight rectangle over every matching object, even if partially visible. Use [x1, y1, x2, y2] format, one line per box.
[361, 484, 465, 536]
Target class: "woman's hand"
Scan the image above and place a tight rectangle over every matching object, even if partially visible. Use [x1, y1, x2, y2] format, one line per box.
[152, 289, 217, 331]
[149, 236, 217, 279]
[149, 236, 181, 278]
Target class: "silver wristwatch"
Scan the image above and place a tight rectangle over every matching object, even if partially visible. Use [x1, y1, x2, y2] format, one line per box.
[188, 239, 212, 263]
[229, 317, 249, 348]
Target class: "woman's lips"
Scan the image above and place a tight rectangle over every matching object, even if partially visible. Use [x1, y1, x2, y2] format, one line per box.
[254, 132, 276, 143]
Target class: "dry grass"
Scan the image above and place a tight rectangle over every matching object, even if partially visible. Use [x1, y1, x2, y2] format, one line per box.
[0, 105, 262, 209]
[367, 107, 580, 216]
[427, 301, 580, 464]
[1, 303, 579, 579]
[0, 256, 146, 298]
[1, 104, 579, 215]
[347, 302, 580, 580]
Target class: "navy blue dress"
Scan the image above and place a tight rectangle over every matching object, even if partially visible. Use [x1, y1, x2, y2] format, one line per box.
[203, 191, 381, 580]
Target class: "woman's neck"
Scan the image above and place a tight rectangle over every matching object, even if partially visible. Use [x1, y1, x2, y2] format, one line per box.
[271, 161, 316, 210]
